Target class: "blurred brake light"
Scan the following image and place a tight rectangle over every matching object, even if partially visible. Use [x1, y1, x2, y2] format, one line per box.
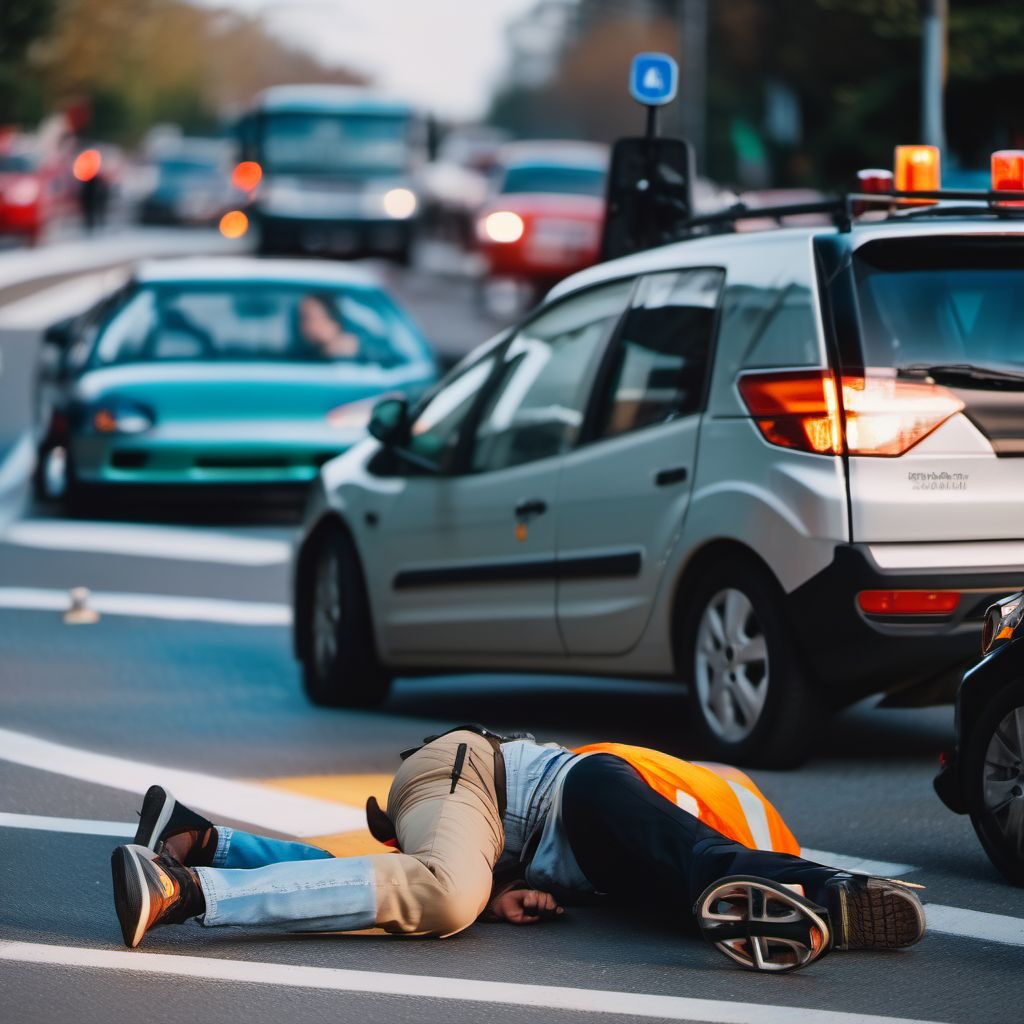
[737, 369, 964, 457]
[858, 590, 961, 616]
[219, 210, 249, 238]
[231, 161, 262, 192]
[73, 149, 102, 183]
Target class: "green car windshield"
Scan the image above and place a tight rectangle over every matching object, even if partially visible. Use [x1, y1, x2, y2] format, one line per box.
[90, 283, 424, 369]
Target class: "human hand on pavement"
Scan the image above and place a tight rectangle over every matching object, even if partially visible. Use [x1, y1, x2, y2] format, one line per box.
[488, 888, 564, 924]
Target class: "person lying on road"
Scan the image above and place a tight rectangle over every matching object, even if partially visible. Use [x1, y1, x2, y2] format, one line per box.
[110, 726, 925, 973]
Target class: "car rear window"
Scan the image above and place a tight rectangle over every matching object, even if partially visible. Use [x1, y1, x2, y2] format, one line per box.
[90, 283, 425, 368]
[854, 238, 1024, 376]
[501, 163, 606, 197]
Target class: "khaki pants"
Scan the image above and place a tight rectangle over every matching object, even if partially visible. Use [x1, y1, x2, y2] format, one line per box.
[372, 730, 504, 937]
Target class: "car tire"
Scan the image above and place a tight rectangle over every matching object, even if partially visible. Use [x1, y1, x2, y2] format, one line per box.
[964, 678, 1024, 886]
[301, 528, 392, 708]
[679, 555, 820, 768]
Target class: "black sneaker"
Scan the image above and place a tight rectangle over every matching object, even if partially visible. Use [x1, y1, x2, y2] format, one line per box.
[111, 844, 205, 948]
[134, 785, 217, 866]
[823, 874, 926, 951]
[694, 875, 832, 973]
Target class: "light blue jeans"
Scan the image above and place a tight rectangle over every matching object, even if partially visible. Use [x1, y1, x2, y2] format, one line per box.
[195, 826, 377, 932]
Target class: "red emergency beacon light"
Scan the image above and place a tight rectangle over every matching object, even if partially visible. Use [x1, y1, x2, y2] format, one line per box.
[894, 145, 940, 199]
[852, 168, 893, 215]
[992, 150, 1024, 207]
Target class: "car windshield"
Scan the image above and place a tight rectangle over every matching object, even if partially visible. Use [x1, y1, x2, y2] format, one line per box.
[90, 283, 424, 368]
[156, 157, 223, 188]
[854, 239, 1024, 384]
[261, 112, 411, 176]
[501, 163, 605, 197]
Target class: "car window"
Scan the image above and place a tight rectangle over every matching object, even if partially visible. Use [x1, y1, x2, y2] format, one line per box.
[470, 279, 634, 472]
[405, 355, 497, 470]
[501, 163, 606, 197]
[596, 269, 723, 439]
[89, 284, 423, 368]
[740, 285, 819, 369]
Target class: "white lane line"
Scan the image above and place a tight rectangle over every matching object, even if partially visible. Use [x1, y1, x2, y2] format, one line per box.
[0, 587, 290, 626]
[926, 904, 1024, 945]
[1, 519, 290, 565]
[0, 268, 127, 328]
[0, 941, 945, 1024]
[0, 727, 363, 837]
[2, 810, 1021, 951]
[800, 848, 917, 878]
[0, 432, 34, 493]
[0, 811, 133, 838]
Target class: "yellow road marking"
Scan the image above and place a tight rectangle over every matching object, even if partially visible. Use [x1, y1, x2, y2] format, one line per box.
[258, 774, 397, 857]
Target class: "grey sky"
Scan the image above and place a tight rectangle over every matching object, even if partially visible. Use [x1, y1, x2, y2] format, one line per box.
[200, 0, 539, 119]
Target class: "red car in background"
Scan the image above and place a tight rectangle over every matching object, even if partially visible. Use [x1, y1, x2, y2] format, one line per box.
[0, 142, 76, 245]
[475, 141, 608, 300]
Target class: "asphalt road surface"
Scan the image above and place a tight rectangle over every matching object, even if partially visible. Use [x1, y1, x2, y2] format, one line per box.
[1, 231, 1021, 1024]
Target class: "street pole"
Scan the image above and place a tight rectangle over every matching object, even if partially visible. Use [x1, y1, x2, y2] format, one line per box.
[920, 0, 948, 149]
[679, 0, 707, 172]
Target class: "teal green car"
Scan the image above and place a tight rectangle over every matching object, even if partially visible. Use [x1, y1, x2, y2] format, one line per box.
[35, 258, 437, 509]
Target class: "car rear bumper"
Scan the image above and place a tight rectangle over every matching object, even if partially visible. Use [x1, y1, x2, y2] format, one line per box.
[786, 543, 1020, 703]
[256, 213, 414, 257]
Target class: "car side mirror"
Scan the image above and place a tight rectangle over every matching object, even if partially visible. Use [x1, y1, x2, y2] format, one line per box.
[368, 396, 410, 447]
[43, 316, 77, 349]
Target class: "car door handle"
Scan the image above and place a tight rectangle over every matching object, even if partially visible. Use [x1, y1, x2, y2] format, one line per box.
[654, 466, 688, 487]
[514, 498, 548, 520]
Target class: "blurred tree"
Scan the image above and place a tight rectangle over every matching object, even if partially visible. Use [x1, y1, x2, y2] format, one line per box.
[0, 0, 58, 124]
[490, 0, 1024, 188]
[29, 0, 365, 143]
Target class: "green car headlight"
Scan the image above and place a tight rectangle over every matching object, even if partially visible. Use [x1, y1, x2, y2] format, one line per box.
[92, 400, 155, 435]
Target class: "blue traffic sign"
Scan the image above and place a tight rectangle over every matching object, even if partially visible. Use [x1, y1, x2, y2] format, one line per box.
[629, 52, 678, 107]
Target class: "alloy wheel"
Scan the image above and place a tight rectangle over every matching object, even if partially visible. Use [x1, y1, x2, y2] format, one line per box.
[982, 705, 1024, 858]
[694, 587, 769, 743]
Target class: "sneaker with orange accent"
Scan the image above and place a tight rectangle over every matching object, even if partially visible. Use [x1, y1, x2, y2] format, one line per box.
[694, 875, 833, 973]
[111, 844, 205, 948]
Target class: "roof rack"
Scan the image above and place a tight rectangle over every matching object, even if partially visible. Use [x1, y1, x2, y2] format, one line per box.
[676, 188, 1024, 239]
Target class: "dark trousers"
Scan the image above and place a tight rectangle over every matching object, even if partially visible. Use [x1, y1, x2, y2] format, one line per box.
[561, 754, 840, 919]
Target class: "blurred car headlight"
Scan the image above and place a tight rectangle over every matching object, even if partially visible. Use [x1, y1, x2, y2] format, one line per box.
[326, 397, 376, 431]
[479, 210, 524, 243]
[92, 401, 155, 435]
[382, 187, 417, 219]
[6, 178, 40, 206]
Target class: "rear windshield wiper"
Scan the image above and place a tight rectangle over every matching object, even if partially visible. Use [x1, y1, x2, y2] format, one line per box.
[900, 363, 1024, 388]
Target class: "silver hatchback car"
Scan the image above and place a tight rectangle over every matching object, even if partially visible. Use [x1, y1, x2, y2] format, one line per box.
[293, 212, 1024, 766]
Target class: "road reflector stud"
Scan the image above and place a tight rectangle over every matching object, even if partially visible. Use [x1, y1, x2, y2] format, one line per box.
[64, 587, 99, 625]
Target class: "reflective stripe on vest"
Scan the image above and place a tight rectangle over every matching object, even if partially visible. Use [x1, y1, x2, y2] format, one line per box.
[572, 742, 800, 855]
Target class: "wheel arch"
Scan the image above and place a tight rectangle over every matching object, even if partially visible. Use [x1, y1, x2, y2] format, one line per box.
[668, 538, 787, 676]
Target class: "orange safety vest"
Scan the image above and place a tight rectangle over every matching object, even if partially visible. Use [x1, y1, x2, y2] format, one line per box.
[572, 742, 800, 855]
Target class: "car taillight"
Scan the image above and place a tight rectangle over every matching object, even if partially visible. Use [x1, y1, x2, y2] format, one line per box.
[737, 369, 963, 457]
[858, 590, 960, 616]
